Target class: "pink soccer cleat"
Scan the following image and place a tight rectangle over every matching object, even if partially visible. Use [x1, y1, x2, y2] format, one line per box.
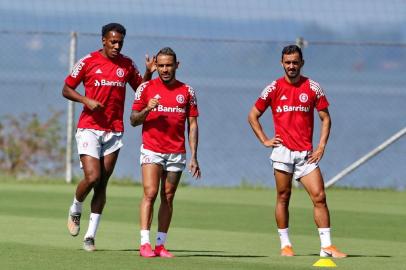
[139, 243, 156, 258]
[154, 245, 174, 258]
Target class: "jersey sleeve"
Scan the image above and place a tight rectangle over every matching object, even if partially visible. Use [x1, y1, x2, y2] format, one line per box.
[310, 80, 329, 111]
[254, 81, 277, 112]
[64, 54, 91, 89]
[132, 82, 149, 111]
[128, 61, 143, 91]
[186, 86, 199, 117]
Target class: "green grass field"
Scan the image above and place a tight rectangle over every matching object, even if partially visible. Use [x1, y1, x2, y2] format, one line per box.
[0, 181, 405, 270]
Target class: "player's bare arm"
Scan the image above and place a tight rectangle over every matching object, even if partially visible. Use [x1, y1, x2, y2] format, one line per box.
[187, 116, 201, 179]
[130, 98, 160, 127]
[142, 54, 156, 83]
[248, 106, 283, 148]
[308, 108, 331, 164]
[62, 84, 104, 111]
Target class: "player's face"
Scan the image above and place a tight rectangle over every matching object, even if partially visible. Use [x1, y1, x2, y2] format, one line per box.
[102, 31, 124, 59]
[156, 54, 178, 84]
[281, 52, 304, 80]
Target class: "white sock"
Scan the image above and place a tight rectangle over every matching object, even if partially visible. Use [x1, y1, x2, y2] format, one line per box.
[278, 228, 292, 248]
[140, 230, 150, 245]
[84, 213, 101, 239]
[70, 196, 82, 213]
[318, 228, 332, 248]
[156, 232, 167, 246]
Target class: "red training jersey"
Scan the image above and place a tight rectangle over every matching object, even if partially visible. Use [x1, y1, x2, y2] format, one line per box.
[254, 76, 329, 151]
[65, 50, 142, 132]
[132, 78, 199, 153]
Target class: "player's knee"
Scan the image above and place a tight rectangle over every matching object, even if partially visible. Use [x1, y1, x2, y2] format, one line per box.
[143, 188, 159, 202]
[160, 192, 175, 205]
[84, 172, 101, 186]
[312, 191, 327, 206]
[277, 190, 291, 203]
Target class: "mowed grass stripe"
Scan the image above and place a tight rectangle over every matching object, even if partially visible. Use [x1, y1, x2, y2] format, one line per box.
[1, 182, 405, 270]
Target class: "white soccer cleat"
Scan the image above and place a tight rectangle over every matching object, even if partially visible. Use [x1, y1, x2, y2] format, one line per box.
[83, 237, 96, 252]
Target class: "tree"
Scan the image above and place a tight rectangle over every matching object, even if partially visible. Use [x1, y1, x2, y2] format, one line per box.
[0, 110, 65, 177]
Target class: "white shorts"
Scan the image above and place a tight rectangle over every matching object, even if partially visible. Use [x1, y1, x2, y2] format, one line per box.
[270, 145, 318, 180]
[75, 128, 123, 159]
[140, 144, 186, 172]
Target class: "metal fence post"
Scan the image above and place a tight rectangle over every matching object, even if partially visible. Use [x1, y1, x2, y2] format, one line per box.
[65, 31, 77, 183]
[325, 127, 406, 188]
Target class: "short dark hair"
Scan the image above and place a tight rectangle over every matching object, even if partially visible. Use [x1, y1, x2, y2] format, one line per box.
[281, 45, 303, 60]
[156, 47, 177, 63]
[102, 23, 126, 37]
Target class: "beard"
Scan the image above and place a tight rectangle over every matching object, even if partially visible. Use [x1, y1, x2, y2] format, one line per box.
[284, 68, 300, 80]
[159, 72, 175, 84]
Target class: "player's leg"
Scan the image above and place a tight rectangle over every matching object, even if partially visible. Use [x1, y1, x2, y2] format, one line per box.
[300, 168, 347, 258]
[274, 168, 295, 256]
[68, 129, 102, 237]
[154, 152, 185, 257]
[82, 150, 120, 251]
[153, 171, 182, 258]
[300, 168, 329, 228]
[139, 163, 162, 257]
[90, 149, 120, 213]
[157, 171, 181, 232]
[67, 155, 101, 237]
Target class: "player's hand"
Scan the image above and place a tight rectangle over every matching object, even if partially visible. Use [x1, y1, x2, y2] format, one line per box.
[263, 134, 283, 148]
[188, 158, 201, 179]
[84, 98, 104, 111]
[146, 98, 160, 111]
[145, 54, 156, 73]
[307, 146, 325, 164]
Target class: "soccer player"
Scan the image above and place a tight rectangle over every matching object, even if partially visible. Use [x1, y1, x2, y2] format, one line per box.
[63, 23, 155, 251]
[248, 45, 347, 258]
[130, 47, 201, 258]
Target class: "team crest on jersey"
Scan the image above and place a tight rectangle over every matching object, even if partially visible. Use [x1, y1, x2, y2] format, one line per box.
[176, 94, 185, 104]
[116, 68, 124, 78]
[299, 93, 308, 103]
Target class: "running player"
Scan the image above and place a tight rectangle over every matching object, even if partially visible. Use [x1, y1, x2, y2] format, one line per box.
[130, 47, 201, 258]
[63, 23, 155, 251]
[248, 45, 347, 258]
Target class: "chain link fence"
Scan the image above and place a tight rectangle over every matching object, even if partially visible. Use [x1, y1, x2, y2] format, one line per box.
[0, 30, 404, 189]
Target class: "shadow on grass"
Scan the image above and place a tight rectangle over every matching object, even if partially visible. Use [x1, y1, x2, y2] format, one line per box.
[95, 249, 267, 258]
[306, 253, 392, 258]
[178, 254, 267, 258]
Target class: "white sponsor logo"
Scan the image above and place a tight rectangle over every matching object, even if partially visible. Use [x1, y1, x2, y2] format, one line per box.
[94, 79, 125, 87]
[95, 68, 102, 74]
[152, 105, 186, 113]
[70, 54, 91, 78]
[176, 94, 185, 104]
[299, 93, 308, 103]
[260, 81, 277, 100]
[134, 82, 148, 101]
[281, 95, 288, 100]
[187, 86, 198, 106]
[276, 105, 310, 113]
[116, 68, 124, 78]
[309, 79, 326, 98]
